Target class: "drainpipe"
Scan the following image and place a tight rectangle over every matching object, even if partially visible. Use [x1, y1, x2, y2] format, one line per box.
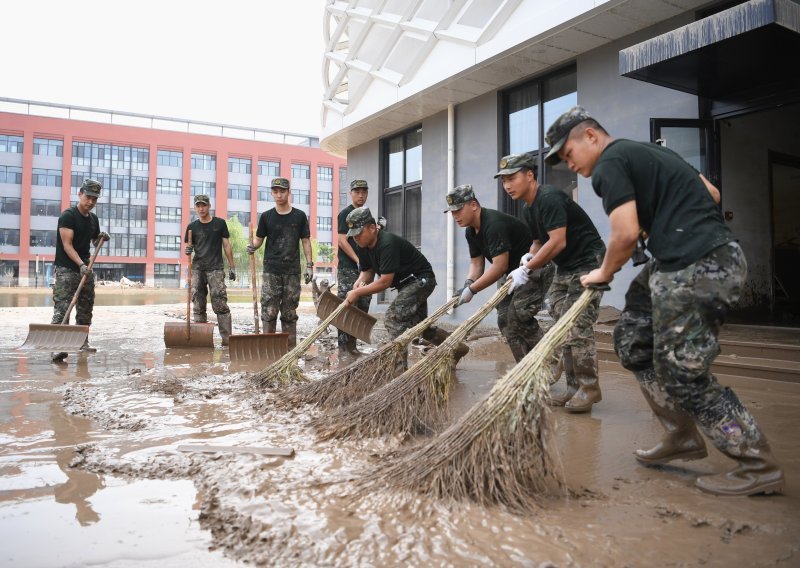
[446, 104, 455, 302]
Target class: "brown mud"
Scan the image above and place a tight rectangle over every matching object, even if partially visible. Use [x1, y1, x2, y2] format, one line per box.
[1, 302, 798, 567]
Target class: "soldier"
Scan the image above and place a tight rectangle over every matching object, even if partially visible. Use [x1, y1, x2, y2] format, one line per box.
[247, 177, 313, 348]
[343, 207, 467, 367]
[499, 153, 607, 413]
[184, 194, 236, 346]
[50, 179, 109, 362]
[444, 183, 550, 364]
[547, 105, 783, 495]
[336, 179, 372, 355]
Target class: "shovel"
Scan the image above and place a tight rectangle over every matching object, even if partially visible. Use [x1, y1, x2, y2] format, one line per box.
[20, 236, 107, 351]
[229, 225, 289, 364]
[316, 289, 376, 344]
[163, 229, 215, 348]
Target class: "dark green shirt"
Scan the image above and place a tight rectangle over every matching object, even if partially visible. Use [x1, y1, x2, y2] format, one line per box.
[55, 206, 100, 272]
[361, 230, 432, 288]
[466, 208, 531, 276]
[185, 217, 229, 271]
[337, 203, 359, 271]
[591, 139, 732, 271]
[524, 185, 605, 273]
[255, 207, 311, 274]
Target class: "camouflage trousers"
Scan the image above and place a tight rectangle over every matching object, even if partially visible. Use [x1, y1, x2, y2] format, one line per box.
[497, 262, 555, 362]
[614, 242, 765, 452]
[51, 267, 95, 326]
[385, 274, 437, 340]
[549, 267, 602, 382]
[191, 269, 230, 322]
[261, 272, 301, 325]
[337, 265, 371, 347]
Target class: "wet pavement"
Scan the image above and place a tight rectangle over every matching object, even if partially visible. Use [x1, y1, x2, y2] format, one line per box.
[1, 300, 799, 567]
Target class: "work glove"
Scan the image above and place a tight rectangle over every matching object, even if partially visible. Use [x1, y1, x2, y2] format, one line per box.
[79, 264, 92, 277]
[246, 244, 257, 255]
[185, 245, 194, 256]
[97, 231, 110, 242]
[304, 264, 313, 285]
[453, 278, 475, 307]
[520, 252, 533, 266]
[229, 270, 236, 281]
[508, 265, 529, 294]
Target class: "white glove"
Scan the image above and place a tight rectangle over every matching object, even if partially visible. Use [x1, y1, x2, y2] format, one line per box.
[508, 266, 529, 293]
[520, 252, 533, 266]
[456, 285, 474, 307]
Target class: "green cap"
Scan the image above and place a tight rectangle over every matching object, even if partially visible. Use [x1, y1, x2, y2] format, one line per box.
[443, 184, 476, 212]
[80, 178, 102, 197]
[194, 194, 211, 205]
[271, 177, 290, 190]
[544, 106, 596, 165]
[346, 206, 375, 237]
[350, 179, 368, 190]
[493, 153, 536, 178]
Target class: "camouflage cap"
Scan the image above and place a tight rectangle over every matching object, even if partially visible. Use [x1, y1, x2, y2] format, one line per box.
[271, 177, 290, 190]
[544, 105, 595, 165]
[80, 178, 102, 197]
[350, 179, 368, 191]
[346, 206, 376, 237]
[194, 194, 211, 205]
[493, 153, 537, 178]
[443, 184, 476, 213]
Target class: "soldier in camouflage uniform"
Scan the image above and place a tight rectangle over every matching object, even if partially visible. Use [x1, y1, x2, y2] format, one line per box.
[547, 105, 783, 496]
[50, 179, 110, 362]
[499, 152, 606, 413]
[184, 194, 236, 346]
[445, 183, 550, 364]
[247, 177, 313, 348]
[336, 179, 372, 355]
[344, 207, 467, 368]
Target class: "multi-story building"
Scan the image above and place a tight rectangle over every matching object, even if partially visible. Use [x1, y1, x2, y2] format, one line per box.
[0, 99, 347, 287]
[320, 0, 800, 325]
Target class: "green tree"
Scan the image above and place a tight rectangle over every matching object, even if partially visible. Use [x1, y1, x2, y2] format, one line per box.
[227, 217, 262, 286]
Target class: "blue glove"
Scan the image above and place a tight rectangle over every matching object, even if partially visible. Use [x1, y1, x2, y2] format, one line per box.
[508, 266, 529, 293]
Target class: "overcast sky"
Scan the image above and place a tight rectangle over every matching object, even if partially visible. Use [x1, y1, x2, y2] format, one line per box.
[3, 0, 329, 136]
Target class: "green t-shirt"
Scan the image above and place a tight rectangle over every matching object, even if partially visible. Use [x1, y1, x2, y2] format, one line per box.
[255, 207, 311, 274]
[466, 208, 531, 276]
[361, 230, 432, 288]
[591, 139, 733, 271]
[523, 185, 605, 273]
[185, 217, 229, 271]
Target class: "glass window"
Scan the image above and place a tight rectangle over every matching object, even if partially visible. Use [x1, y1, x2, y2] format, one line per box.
[0, 228, 21, 246]
[0, 197, 22, 214]
[191, 181, 216, 198]
[157, 178, 182, 195]
[33, 138, 64, 157]
[258, 160, 280, 177]
[228, 184, 251, 200]
[0, 135, 24, 153]
[29, 229, 57, 247]
[131, 147, 149, 171]
[257, 186, 273, 202]
[291, 163, 310, 179]
[191, 153, 216, 170]
[228, 157, 252, 174]
[317, 217, 332, 232]
[31, 199, 61, 216]
[155, 235, 182, 251]
[381, 126, 422, 247]
[318, 166, 333, 181]
[32, 168, 62, 187]
[317, 191, 332, 206]
[158, 149, 183, 168]
[229, 211, 250, 226]
[155, 206, 182, 223]
[339, 166, 348, 192]
[293, 190, 310, 205]
[0, 165, 23, 185]
[111, 145, 132, 169]
[405, 128, 422, 184]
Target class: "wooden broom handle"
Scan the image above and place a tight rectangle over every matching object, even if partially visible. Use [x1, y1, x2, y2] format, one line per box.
[186, 229, 192, 339]
[250, 224, 260, 334]
[62, 236, 106, 325]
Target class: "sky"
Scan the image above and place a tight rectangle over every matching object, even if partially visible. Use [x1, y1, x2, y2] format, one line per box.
[2, 0, 329, 136]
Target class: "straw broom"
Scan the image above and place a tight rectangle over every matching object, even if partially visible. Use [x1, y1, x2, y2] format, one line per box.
[358, 287, 603, 511]
[312, 280, 512, 440]
[252, 301, 349, 388]
[277, 297, 460, 410]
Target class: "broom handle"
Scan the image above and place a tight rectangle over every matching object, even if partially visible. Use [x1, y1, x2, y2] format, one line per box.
[186, 229, 193, 340]
[249, 224, 260, 334]
[61, 236, 106, 325]
[396, 296, 459, 345]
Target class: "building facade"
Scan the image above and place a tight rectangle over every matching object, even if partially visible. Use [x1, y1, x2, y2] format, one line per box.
[320, 0, 800, 326]
[0, 100, 347, 287]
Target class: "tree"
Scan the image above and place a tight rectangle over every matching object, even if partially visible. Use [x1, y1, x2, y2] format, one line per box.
[226, 217, 262, 286]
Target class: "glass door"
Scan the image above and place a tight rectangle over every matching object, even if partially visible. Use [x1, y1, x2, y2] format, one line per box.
[650, 118, 719, 186]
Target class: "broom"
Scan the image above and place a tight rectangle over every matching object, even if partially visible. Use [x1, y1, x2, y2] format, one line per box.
[277, 297, 460, 410]
[358, 286, 604, 511]
[312, 280, 512, 440]
[252, 300, 349, 388]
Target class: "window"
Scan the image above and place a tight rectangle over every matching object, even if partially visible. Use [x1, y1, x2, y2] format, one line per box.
[154, 263, 180, 286]
[191, 153, 216, 170]
[228, 184, 251, 200]
[31, 199, 61, 217]
[96, 204, 147, 228]
[229, 211, 250, 226]
[131, 147, 149, 171]
[130, 176, 149, 199]
[382, 126, 422, 247]
[191, 181, 216, 198]
[291, 163, 310, 179]
[189, 209, 215, 222]
[317, 191, 332, 206]
[318, 166, 333, 181]
[257, 186, 273, 202]
[108, 234, 146, 256]
[501, 66, 577, 215]
[317, 217, 332, 232]
[0, 165, 22, 184]
[30, 230, 57, 247]
[32, 168, 62, 187]
[111, 145, 131, 168]
[228, 157, 251, 174]
[91, 144, 111, 167]
[33, 138, 63, 157]
[0, 135, 24, 153]
[72, 141, 92, 166]
[155, 235, 181, 251]
[157, 178, 182, 195]
[158, 149, 182, 168]
[155, 206, 182, 223]
[293, 190, 310, 205]
[338, 166, 348, 209]
[0, 228, 20, 246]
[0, 197, 21, 214]
[258, 160, 280, 177]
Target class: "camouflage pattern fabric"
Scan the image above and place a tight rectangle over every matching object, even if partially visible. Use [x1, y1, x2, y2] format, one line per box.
[497, 262, 555, 361]
[384, 275, 436, 339]
[51, 267, 95, 326]
[191, 269, 230, 322]
[614, 242, 765, 450]
[549, 267, 602, 383]
[336, 265, 371, 347]
[261, 272, 301, 325]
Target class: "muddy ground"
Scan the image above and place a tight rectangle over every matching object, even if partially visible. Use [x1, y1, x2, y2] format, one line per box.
[0, 300, 798, 567]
